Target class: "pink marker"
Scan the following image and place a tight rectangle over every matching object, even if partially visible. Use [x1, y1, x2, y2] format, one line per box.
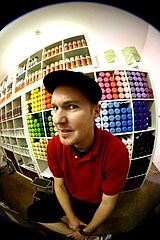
[106, 93, 113, 100]
[97, 77, 103, 82]
[104, 82, 110, 88]
[103, 77, 109, 82]
[99, 82, 104, 88]
[99, 72, 105, 78]
[101, 94, 106, 100]
[105, 88, 112, 94]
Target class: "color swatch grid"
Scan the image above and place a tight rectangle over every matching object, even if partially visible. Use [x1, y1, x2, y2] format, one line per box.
[126, 71, 154, 99]
[95, 101, 133, 134]
[96, 70, 130, 100]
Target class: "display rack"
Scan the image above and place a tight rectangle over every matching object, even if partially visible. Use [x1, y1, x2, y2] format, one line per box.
[0, 34, 158, 192]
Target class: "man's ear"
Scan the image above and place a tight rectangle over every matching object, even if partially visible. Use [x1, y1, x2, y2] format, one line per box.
[93, 103, 101, 118]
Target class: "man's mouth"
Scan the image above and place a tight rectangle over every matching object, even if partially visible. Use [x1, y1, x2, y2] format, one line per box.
[58, 129, 72, 135]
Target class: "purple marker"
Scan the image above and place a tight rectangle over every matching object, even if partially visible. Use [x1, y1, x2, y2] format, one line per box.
[133, 76, 138, 81]
[136, 71, 141, 77]
[127, 76, 133, 81]
[140, 87, 145, 93]
[137, 93, 142, 98]
[139, 82, 144, 87]
[131, 87, 136, 92]
[137, 76, 142, 81]
[142, 93, 147, 98]
[129, 81, 134, 87]
[134, 82, 139, 87]
[132, 93, 137, 98]
[136, 87, 141, 93]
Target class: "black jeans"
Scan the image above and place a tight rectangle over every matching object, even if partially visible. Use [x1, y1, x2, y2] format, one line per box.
[27, 192, 99, 224]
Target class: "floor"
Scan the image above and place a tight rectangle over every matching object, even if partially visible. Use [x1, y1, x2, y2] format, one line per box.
[0, 163, 160, 239]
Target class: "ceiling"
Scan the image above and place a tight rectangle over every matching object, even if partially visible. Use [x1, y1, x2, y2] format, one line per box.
[0, 1, 159, 82]
[1, 0, 160, 31]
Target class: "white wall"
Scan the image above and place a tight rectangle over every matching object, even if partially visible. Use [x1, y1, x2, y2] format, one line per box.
[140, 26, 160, 170]
[1, 2, 150, 76]
[141, 26, 160, 113]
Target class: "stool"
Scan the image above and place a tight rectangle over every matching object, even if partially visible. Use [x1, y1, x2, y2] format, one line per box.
[31, 177, 53, 201]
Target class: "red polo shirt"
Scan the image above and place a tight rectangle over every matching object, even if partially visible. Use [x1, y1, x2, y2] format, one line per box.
[47, 126, 130, 203]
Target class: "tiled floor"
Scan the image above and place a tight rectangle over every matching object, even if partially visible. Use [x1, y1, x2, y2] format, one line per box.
[0, 163, 160, 239]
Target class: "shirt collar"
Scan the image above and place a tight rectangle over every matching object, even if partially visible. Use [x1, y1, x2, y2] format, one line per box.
[64, 125, 100, 157]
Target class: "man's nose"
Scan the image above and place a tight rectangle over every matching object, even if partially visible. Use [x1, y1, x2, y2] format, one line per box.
[53, 109, 67, 124]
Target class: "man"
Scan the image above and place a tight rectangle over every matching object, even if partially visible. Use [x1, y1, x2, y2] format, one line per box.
[27, 70, 130, 240]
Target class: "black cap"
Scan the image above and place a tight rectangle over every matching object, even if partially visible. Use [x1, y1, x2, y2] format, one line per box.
[43, 70, 102, 104]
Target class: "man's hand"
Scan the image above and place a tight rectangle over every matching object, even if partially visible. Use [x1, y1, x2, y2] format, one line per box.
[67, 229, 87, 240]
[67, 216, 86, 231]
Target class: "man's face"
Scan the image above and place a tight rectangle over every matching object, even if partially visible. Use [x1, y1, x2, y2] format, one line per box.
[51, 85, 100, 151]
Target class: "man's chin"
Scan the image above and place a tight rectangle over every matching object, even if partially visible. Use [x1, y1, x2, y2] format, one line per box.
[59, 136, 73, 146]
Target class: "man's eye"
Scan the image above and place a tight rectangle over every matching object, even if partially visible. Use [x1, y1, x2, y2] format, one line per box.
[68, 105, 77, 110]
[52, 106, 58, 111]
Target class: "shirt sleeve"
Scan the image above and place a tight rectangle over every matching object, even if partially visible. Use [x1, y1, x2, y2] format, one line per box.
[47, 137, 64, 178]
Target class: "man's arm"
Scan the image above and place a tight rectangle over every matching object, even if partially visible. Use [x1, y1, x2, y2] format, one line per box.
[54, 177, 84, 230]
[82, 193, 119, 234]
